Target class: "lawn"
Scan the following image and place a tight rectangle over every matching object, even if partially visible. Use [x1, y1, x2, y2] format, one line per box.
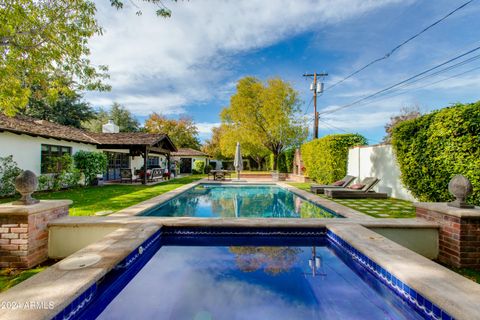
[287, 182, 415, 218]
[0, 175, 204, 216]
[0, 263, 52, 293]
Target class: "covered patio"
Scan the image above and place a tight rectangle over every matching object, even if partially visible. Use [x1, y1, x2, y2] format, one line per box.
[92, 132, 177, 184]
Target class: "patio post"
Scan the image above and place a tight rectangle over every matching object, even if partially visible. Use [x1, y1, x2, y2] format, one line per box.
[143, 146, 149, 185]
[167, 154, 171, 179]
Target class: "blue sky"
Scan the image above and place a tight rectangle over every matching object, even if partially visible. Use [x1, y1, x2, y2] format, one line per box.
[85, 0, 480, 143]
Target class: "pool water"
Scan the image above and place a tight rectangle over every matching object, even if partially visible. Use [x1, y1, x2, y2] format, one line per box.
[142, 184, 341, 218]
[93, 234, 423, 320]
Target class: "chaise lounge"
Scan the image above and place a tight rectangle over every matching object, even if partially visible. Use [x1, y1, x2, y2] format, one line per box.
[324, 177, 388, 199]
[310, 175, 356, 194]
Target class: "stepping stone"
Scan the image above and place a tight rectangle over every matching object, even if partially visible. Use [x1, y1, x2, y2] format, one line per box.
[378, 213, 390, 217]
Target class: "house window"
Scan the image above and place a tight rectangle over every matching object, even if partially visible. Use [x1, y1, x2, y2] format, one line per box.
[41, 144, 72, 174]
[147, 156, 160, 168]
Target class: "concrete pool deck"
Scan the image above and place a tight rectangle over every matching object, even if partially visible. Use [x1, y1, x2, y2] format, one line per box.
[1, 179, 480, 320]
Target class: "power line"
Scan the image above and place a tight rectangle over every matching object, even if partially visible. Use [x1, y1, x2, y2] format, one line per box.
[337, 63, 480, 110]
[324, 0, 476, 92]
[345, 53, 480, 106]
[319, 45, 480, 116]
[317, 118, 383, 144]
[303, 96, 314, 116]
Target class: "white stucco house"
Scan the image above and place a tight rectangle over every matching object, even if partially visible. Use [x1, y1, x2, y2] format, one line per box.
[171, 148, 210, 174]
[0, 115, 177, 184]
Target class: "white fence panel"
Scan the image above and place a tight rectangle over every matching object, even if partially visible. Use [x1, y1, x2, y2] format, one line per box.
[347, 144, 416, 201]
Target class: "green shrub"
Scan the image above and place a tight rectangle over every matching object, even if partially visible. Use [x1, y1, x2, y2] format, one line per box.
[192, 160, 205, 174]
[204, 164, 214, 174]
[277, 153, 288, 173]
[301, 134, 367, 183]
[284, 148, 295, 173]
[266, 154, 274, 171]
[73, 151, 108, 186]
[0, 156, 22, 197]
[392, 102, 480, 205]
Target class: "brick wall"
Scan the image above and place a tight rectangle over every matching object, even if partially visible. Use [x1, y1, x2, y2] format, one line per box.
[416, 206, 480, 269]
[0, 205, 68, 269]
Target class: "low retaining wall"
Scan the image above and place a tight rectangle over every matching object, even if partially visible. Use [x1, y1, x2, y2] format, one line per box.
[0, 200, 71, 268]
[415, 202, 480, 269]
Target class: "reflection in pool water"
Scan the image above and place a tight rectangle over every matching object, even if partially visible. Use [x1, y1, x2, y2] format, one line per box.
[143, 184, 341, 218]
[96, 241, 423, 320]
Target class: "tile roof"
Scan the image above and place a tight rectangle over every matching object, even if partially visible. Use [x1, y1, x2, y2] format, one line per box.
[172, 148, 209, 157]
[0, 114, 176, 150]
[0, 114, 97, 144]
[88, 132, 168, 146]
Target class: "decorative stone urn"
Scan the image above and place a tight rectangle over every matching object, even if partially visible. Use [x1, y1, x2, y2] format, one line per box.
[13, 170, 40, 205]
[447, 174, 474, 209]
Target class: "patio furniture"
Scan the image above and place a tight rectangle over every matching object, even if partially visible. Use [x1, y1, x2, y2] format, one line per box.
[208, 170, 232, 181]
[310, 175, 356, 194]
[120, 168, 134, 183]
[324, 177, 388, 199]
[149, 168, 164, 182]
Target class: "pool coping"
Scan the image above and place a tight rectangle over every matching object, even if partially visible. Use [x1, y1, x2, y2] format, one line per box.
[1, 220, 478, 320]
[110, 179, 372, 220]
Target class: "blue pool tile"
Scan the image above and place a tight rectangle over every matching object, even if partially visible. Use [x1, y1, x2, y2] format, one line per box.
[441, 311, 453, 320]
[417, 294, 425, 307]
[410, 289, 417, 301]
[424, 300, 433, 312]
[433, 305, 442, 318]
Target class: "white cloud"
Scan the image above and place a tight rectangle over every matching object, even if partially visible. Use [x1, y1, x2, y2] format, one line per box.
[318, 94, 418, 130]
[87, 0, 408, 115]
[196, 122, 221, 134]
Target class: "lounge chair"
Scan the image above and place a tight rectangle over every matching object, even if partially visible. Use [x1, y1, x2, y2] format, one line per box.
[324, 177, 388, 199]
[310, 175, 356, 194]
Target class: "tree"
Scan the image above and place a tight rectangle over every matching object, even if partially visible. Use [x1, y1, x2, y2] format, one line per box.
[110, 0, 177, 17]
[20, 93, 95, 129]
[84, 103, 140, 132]
[145, 113, 201, 149]
[202, 126, 225, 159]
[1, 1, 110, 115]
[221, 77, 307, 170]
[218, 123, 270, 169]
[383, 105, 421, 143]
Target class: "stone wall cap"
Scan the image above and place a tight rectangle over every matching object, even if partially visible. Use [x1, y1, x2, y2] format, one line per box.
[414, 202, 480, 218]
[0, 200, 73, 215]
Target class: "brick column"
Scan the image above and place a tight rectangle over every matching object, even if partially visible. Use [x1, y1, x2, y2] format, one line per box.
[0, 200, 71, 269]
[415, 202, 480, 269]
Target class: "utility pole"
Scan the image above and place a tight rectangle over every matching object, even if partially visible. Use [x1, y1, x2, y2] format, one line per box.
[303, 72, 328, 139]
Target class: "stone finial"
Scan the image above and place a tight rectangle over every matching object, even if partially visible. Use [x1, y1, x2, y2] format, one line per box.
[448, 174, 474, 209]
[13, 170, 40, 205]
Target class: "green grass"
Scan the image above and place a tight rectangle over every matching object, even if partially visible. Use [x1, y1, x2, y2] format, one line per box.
[0, 175, 205, 216]
[443, 265, 480, 284]
[0, 263, 53, 293]
[287, 182, 415, 218]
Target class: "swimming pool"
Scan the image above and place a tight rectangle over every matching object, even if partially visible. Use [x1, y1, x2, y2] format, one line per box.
[57, 227, 451, 320]
[141, 184, 342, 218]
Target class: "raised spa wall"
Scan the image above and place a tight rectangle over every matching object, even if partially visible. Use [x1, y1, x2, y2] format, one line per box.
[415, 202, 480, 269]
[0, 200, 71, 268]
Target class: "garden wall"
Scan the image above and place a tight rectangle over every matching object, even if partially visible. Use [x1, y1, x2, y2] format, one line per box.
[347, 144, 415, 201]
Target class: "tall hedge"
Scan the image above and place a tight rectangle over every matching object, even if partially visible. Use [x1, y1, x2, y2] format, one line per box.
[392, 102, 480, 205]
[301, 134, 367, 183]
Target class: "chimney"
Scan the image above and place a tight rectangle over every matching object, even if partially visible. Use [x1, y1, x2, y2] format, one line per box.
[102, 120, 120, 133]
